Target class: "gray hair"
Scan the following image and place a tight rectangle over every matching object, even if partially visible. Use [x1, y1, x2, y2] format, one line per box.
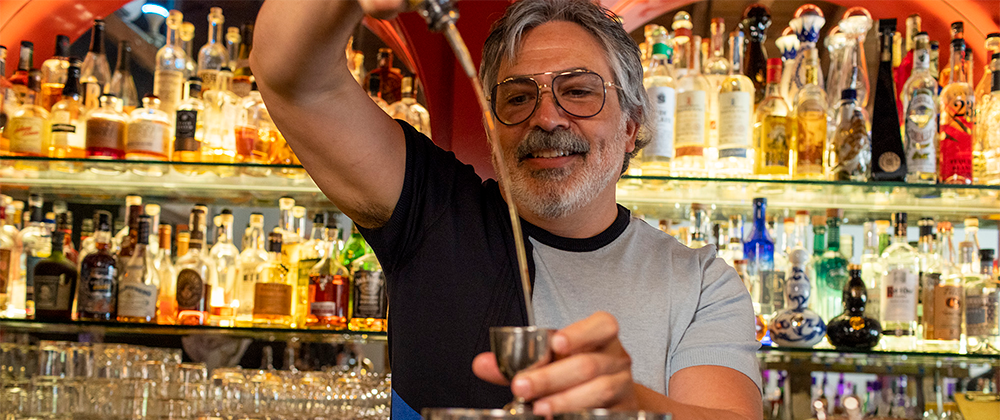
[478, 0, 653, 175]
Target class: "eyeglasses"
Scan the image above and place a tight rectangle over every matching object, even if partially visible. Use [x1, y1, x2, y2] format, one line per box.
[490, 69, 620, 126]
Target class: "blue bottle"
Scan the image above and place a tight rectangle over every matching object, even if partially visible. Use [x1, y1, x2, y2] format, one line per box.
[744, 198, 777, 317]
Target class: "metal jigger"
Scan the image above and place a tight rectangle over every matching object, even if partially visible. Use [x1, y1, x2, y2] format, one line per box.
[490, 326, 555, 415]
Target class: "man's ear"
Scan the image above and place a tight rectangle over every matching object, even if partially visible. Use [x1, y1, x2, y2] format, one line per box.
[623, 116, 639, 153]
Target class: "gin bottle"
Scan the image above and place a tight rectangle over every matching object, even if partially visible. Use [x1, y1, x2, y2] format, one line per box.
[253, 232, 293, 327]
[871, 19, 907, 182]
[827, 89, 871, 181]
[919, 218, 963, 352]
[641, 42, 676, 177]
[349, 243, 387, 332]
[879, 213, 920, 351]
[175, 205, 216, 325]
[117, 216, 159, 323]
[792, 48, 827, 180]
[154, 10, 189, 117]
[815, 209, 849, 322]
[80, 20, 111, 110]
[235, 213, 269, 326]
[964, 243, 999, 354]
[197, 7, 230, 91]
[77, 211, 116, 321]
[939, 39, 975, 185]
[826, 265, 882, 350]
[32, 231, 77, 322]
[901, 33, 939, 183]
[753, 58, 791, 178]
[740, 4, 771, 105]
[210, 209, 239, 323]
[744, 198, 776, 319]
[716, 30, 754, 177]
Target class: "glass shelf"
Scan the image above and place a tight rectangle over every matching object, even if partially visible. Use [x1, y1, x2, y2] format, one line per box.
[0, 318, 386, 344]
[617, 175, 1000, 219]
[758, 345, 1000, 375]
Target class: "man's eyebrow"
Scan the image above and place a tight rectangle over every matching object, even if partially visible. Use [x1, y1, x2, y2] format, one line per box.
[500, 67, 592, 80]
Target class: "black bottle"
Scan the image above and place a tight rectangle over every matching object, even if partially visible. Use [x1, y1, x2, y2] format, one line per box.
[871, 19, 908, 181]
[826, 265, 882, 350]
[33, 231, 78, 321]
[740, 3, 771, 104]
[77, 211, 118, 321]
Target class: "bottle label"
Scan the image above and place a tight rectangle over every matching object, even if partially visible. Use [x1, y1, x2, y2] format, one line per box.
[34, 274, 73, 311]
[904, 91, 937, 174]
[940, 101, 973, 181]
[126, 120, 168, 156]
[154, 70, 184, 112]
[198, 70, 220, 92]
[877, 152, 902, 173]
[646, 86, 675, 159]
[253, 283, 292, 316]
[176, 269, 206, 311]
[85, 119, 126, 151]
[49, 110, 84, 149]
[118, 282, 158, 319]
[882, 268, 918, 322]
[79, 265, 117, 315]
[760, 117, 789, 168]
[83, 82, 102, 110]
[931, 284, 962, 340]
[309, 274, 347, 317]
[353, 270, 387, 319]
[795, 111, 826, 169]
[0, 249, 9, 293]
[675, 90, 706, 149]
[718, 91, 752, 150]
[174, 110, 201, 152]
[965, 291, 999, 336]
[8, 117, 45, 154]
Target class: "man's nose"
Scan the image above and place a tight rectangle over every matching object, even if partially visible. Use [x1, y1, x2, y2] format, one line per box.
[528, 91, 571, 132]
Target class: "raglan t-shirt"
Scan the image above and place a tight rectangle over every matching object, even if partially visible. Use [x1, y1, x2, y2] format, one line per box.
[358, 121, 761, 420]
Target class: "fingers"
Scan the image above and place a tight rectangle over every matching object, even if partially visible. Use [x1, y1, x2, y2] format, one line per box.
[552, 311, 620, 355]
[511, 350, 631, 401]
[471, 352, 510, 386]
[532, 370, 637, 416]
[358, 0, 408, 19]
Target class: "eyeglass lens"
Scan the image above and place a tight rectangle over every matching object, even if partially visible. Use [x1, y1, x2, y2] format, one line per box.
[493, 72, 607, 125]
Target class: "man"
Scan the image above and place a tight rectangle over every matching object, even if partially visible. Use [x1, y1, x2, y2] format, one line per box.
[252, 0, 762, 419]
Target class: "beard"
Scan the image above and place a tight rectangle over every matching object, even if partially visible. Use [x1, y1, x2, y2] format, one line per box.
[494, 127, 622, 220]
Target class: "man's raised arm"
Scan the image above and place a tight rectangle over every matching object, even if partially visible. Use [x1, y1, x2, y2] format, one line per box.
[251, 0, 407, 229]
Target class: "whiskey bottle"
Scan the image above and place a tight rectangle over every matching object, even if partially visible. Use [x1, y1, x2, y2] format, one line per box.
[154, 10, 189, 117]
[964, 243, 999, 353]
[38, 35, 71, 111]
[197, 7, 230, 91]
[117, 216, 159, 323]
[939, 39, 975, 185]
[235, 213, 268, 326]
[740, 4, 771, 105]
[365, 48, 404, 104]
[827, 89, 871, 181]
[791, 48, 827, 180]
[871, 19, 907, 182]
[55, 212, 77, 265]
[47, 60, 86, 173]
[825, 265, 882, 350]
[107, 41, 139, 113]
[80, 20, 111, 110]
[307, 220, 351, 329]
[236, 83, 273, 176]
[641, 42, 676, 177]
[349, 242, 387, 332]
[77, 211, 117, 321]
[674, 35, 713, 176]
[155, 224, 177, 324]
[173, 77, 206, 175]
[879, 213, 920, 351]
[743, 198, 775, 320]
[126, 96, 172, 175]
[32, 231, 77, 321]
[753, 58, 791, 178]
[901, 32, 939, 183]
[253, 232, 293, 327]
[84, 95, 127, 175]
[6, 66, 50, 168]
[919, 218, 963, 352]
[9, 41, 34, 106]
[175, 205, 216, 325]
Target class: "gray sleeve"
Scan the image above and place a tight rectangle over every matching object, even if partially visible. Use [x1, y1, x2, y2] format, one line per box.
[667, 248, 762, 393]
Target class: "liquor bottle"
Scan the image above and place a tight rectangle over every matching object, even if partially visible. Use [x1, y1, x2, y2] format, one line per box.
[176, 228, 190, 259]
[674, 35, 713, 176]
[753, 58, 791, 178]
[792, 47, 827, 180]
[714, 30, 754, 178]
[836, 8, 873, 108]
[126, 96, 171, 175]
[788, 5, 826, 105]
[740, 4, 771, 105]
[154, 10, 189, 117]
[814, 209, 849, 322]
[963, 218, 982, 266]
[825, 265, 882, 350]
[54, 212, 77, 265]
[11, 194, 50, 319]
[769, 244, 826, 348]
[9, 41, 34, 106]
[939, 22, 965, 86]
[307, 220, 350, 329]
[879, 213, 920, 351]
[688, 204, 709, 249]
[388, 77, 432, 138]
[964, 242, 998, 353]
[38, 35, 71, 111]
[721, 215, 744, 265]
[253, 232, 293, 327]
[209, 209, 239, 325]
[235, 213, 268, 326]
[80, 20, 111, 110]
[32, 231, 76, 322]
[6, 67, 50, 167]
[973, 45, 1000, 179]
[232, 24, 254, 98]
[871, 19, 907, 182]
[236, 83, 273, 176]
[107, 41, 138, 113]
[0, 205, 14, 315]
[641, 42, 676, 177]
[939, 39, 975, 185]
[225, 26, 241, 71]
[349, 242, 387, 332]
[340, 223, 368, 267]
[365, 48, 404, 104]
[919, 218, 963, 352]
[181, 22, 198, 79]
[202, 68, 240, 175]
[703, 18, 729, 160]
[827, 88, 871, 181]
[859, 222, 881, 320]
[117, 216, 158, 323]
[77, 211, 117, 321]
[175, 205, 216, 325]
[775, 27, 799, 104]
[111, 195, 141, 255]
[974, 34, 1000, 108]
[744, 198, 776, 320]
[197, 7, 230, 91]
[895, 15, 922, 119]
[367, 73, 389, 112]
[901, 32, 939, 183]
[46, 59, 85, 174]
[1, 45, 12, 154]
[670, 12, 692, 78]
[983, 63, 1000, 184]
[84, 95, 127, 174]
[173, 77, 206, 175]
[155, 224, 177, 324]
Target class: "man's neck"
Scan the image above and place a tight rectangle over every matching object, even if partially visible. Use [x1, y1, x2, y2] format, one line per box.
[510, 187, 620, 239]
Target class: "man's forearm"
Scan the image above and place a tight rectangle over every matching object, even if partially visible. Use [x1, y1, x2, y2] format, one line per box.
[634, 384, 762, 420]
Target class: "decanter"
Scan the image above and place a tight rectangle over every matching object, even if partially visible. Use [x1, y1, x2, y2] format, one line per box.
[769, 247, 827, 347]
[826, 265, 882, 350]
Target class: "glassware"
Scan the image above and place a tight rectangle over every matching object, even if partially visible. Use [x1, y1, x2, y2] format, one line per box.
[827, 88, 871, 181]
[825, 265, 882, 350]
[84, 95, 127, 175]
[236, 83, 275, 176]
[155, 224, 177, 324]
[939, 39, 975, 185]
[715, 29, 754, 178]
[349, 242, 387, 332]
[769, 243, 825, 348]
[108, 41, 139, 113]
[197, 7, 230, 91]
[814, 209, 849, 322]
[791, 47, 827, 180]
[174, 205, 216, 325]
[744, 198, 776, 321]
[641, 41, 676, 177]
[201, 68, 240, 176]
[154, 10, 189, 117]
[919, 218, 963, 352]
[775, 27, 799, 103]
[753, 58, 791, 178]
[788, 5, 826, 104]
[173, 76, 206, 175]
[879, 213, 920, 351]
[901, 32, 939, 183]
[38, 35, 70, 111]
[835, 8, 873, 108]
[871, 19, 907, 182]
[117, 216, 159, 323]
[388, 76, 432, 138]
[32, 231, 76, 321]
[126, 96, 172, 175]
[80, 19, 111, 110]
[236, 213, 268, 326]
[252, 232, 294, 327]
[740, 4, 771, 105]
[674, 35, 713, 176]
[307, 220, 350, 329]
[490, 326, 554, 414]
[77, 211, 117, 321]
[209, 209, 239, 325]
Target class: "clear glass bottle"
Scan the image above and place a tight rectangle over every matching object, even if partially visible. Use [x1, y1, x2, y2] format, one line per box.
[788, 5, 826, 105]
[201, 68, 239, 176]
[775, 27, 800, 104]
[901, 32, 939, 183]
[0, 205, 14, 315]
[983, 62, 1000, 184]
[155, 224, 177, 324]
[106, 41, 139, 113]
[253, 232, 293, 327]
[753, 58, 791, 178]
[939, 39, 975, 185]
[792, 48, 827, 180]
[76, 211, 116, 321]
[740, 4, 772, 105]
[174, 205, 216, 325]
[154, 10, 189, 117]
[641, 42, 676, 177]
[815, 209, 849, 322]
[744, 198, 776, 321]
[236, 83, 275, 176]
[236, 213, 268, 326]
[126, 96, 171, 175]
[210, 209, 239, 325]
[349, 242, 386, 332]
[879, 213, 920, 351]
[225, 26, 241, 70]
[688, 204, 709, 249]
[173, 77, 206, 175]
[181, 22, 198, 79]
[827, 88, 871, 181]
[716, 30, 754, 177]
[197, 7, 230, 91]
[80, 19, 111, 111]
[84, 95, 127, 175]
[895, 14, 922, 117]
[835, 8, 873, 108]
[963, 242, 998, 353]
[38, 35, 71, 111]
[32, 231, 76, 322]
[307, 221, 350, 329]
[232, 24, 255, 98]
[871, 19, 907, 182]
[919, 218, 963, 352]
[117, 216, 159, 323]
[11, 194, 50, 319]
[703, 18, 729, 162]
[974, 34, 1000, 111]
[860, 222, 882, 320]
[388, 77, 432, 138]
[674, 35, 713, 176]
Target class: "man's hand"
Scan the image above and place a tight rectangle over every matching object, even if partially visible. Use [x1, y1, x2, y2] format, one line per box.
[358, 0, 408, 19]
[472, 312, 639, 416]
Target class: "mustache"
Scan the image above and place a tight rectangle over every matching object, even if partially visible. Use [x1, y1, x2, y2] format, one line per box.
[514, 129, 590, 161]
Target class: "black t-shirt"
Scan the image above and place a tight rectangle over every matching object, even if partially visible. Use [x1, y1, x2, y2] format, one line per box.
[358, 121, 531, 417]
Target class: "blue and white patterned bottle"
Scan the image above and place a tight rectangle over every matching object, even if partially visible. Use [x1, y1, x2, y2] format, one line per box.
[769, 247, 826, 347]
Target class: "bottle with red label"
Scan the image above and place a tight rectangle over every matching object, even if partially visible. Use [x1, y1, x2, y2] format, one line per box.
[938, 39, 975, 184]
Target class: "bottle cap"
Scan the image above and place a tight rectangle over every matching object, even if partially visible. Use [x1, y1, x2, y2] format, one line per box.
[826, 209, 844, 219]
[812, 215, 827, 226]
[267, 231, 283, 253]
[766, 58, 782, 82]
[137, 215, 151, 245]
[796, 210, 809, 216]
[652, 42, 669, 56]
[95, 211, 112, 231]
[847, 264, 861, 272]
[980, 249, 995, 262]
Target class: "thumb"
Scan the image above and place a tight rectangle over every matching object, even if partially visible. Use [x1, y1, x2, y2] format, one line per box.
[358, 0, 409, 20]
[472, 352, 510, 386]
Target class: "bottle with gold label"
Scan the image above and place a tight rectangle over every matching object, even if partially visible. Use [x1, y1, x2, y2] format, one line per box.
[126, 96, 171, 176]
[7, 70, 50, 173]
[349, 242, 386, 332]
[84, 95, 127, 175]
[791, 48, 827, 179]
[174, 205, 216, 325]
[253, 232, 293, 327]
[753, 58, 791, 178]
[173, 77, 206, 175]
[47, 59, 85, 173]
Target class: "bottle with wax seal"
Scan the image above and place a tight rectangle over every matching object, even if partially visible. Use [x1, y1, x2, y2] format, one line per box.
[769, 245, 826, 347]
[826, 265, 882, 350]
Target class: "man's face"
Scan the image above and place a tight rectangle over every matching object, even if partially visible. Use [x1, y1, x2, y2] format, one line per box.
[492, 21, 637, 220]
